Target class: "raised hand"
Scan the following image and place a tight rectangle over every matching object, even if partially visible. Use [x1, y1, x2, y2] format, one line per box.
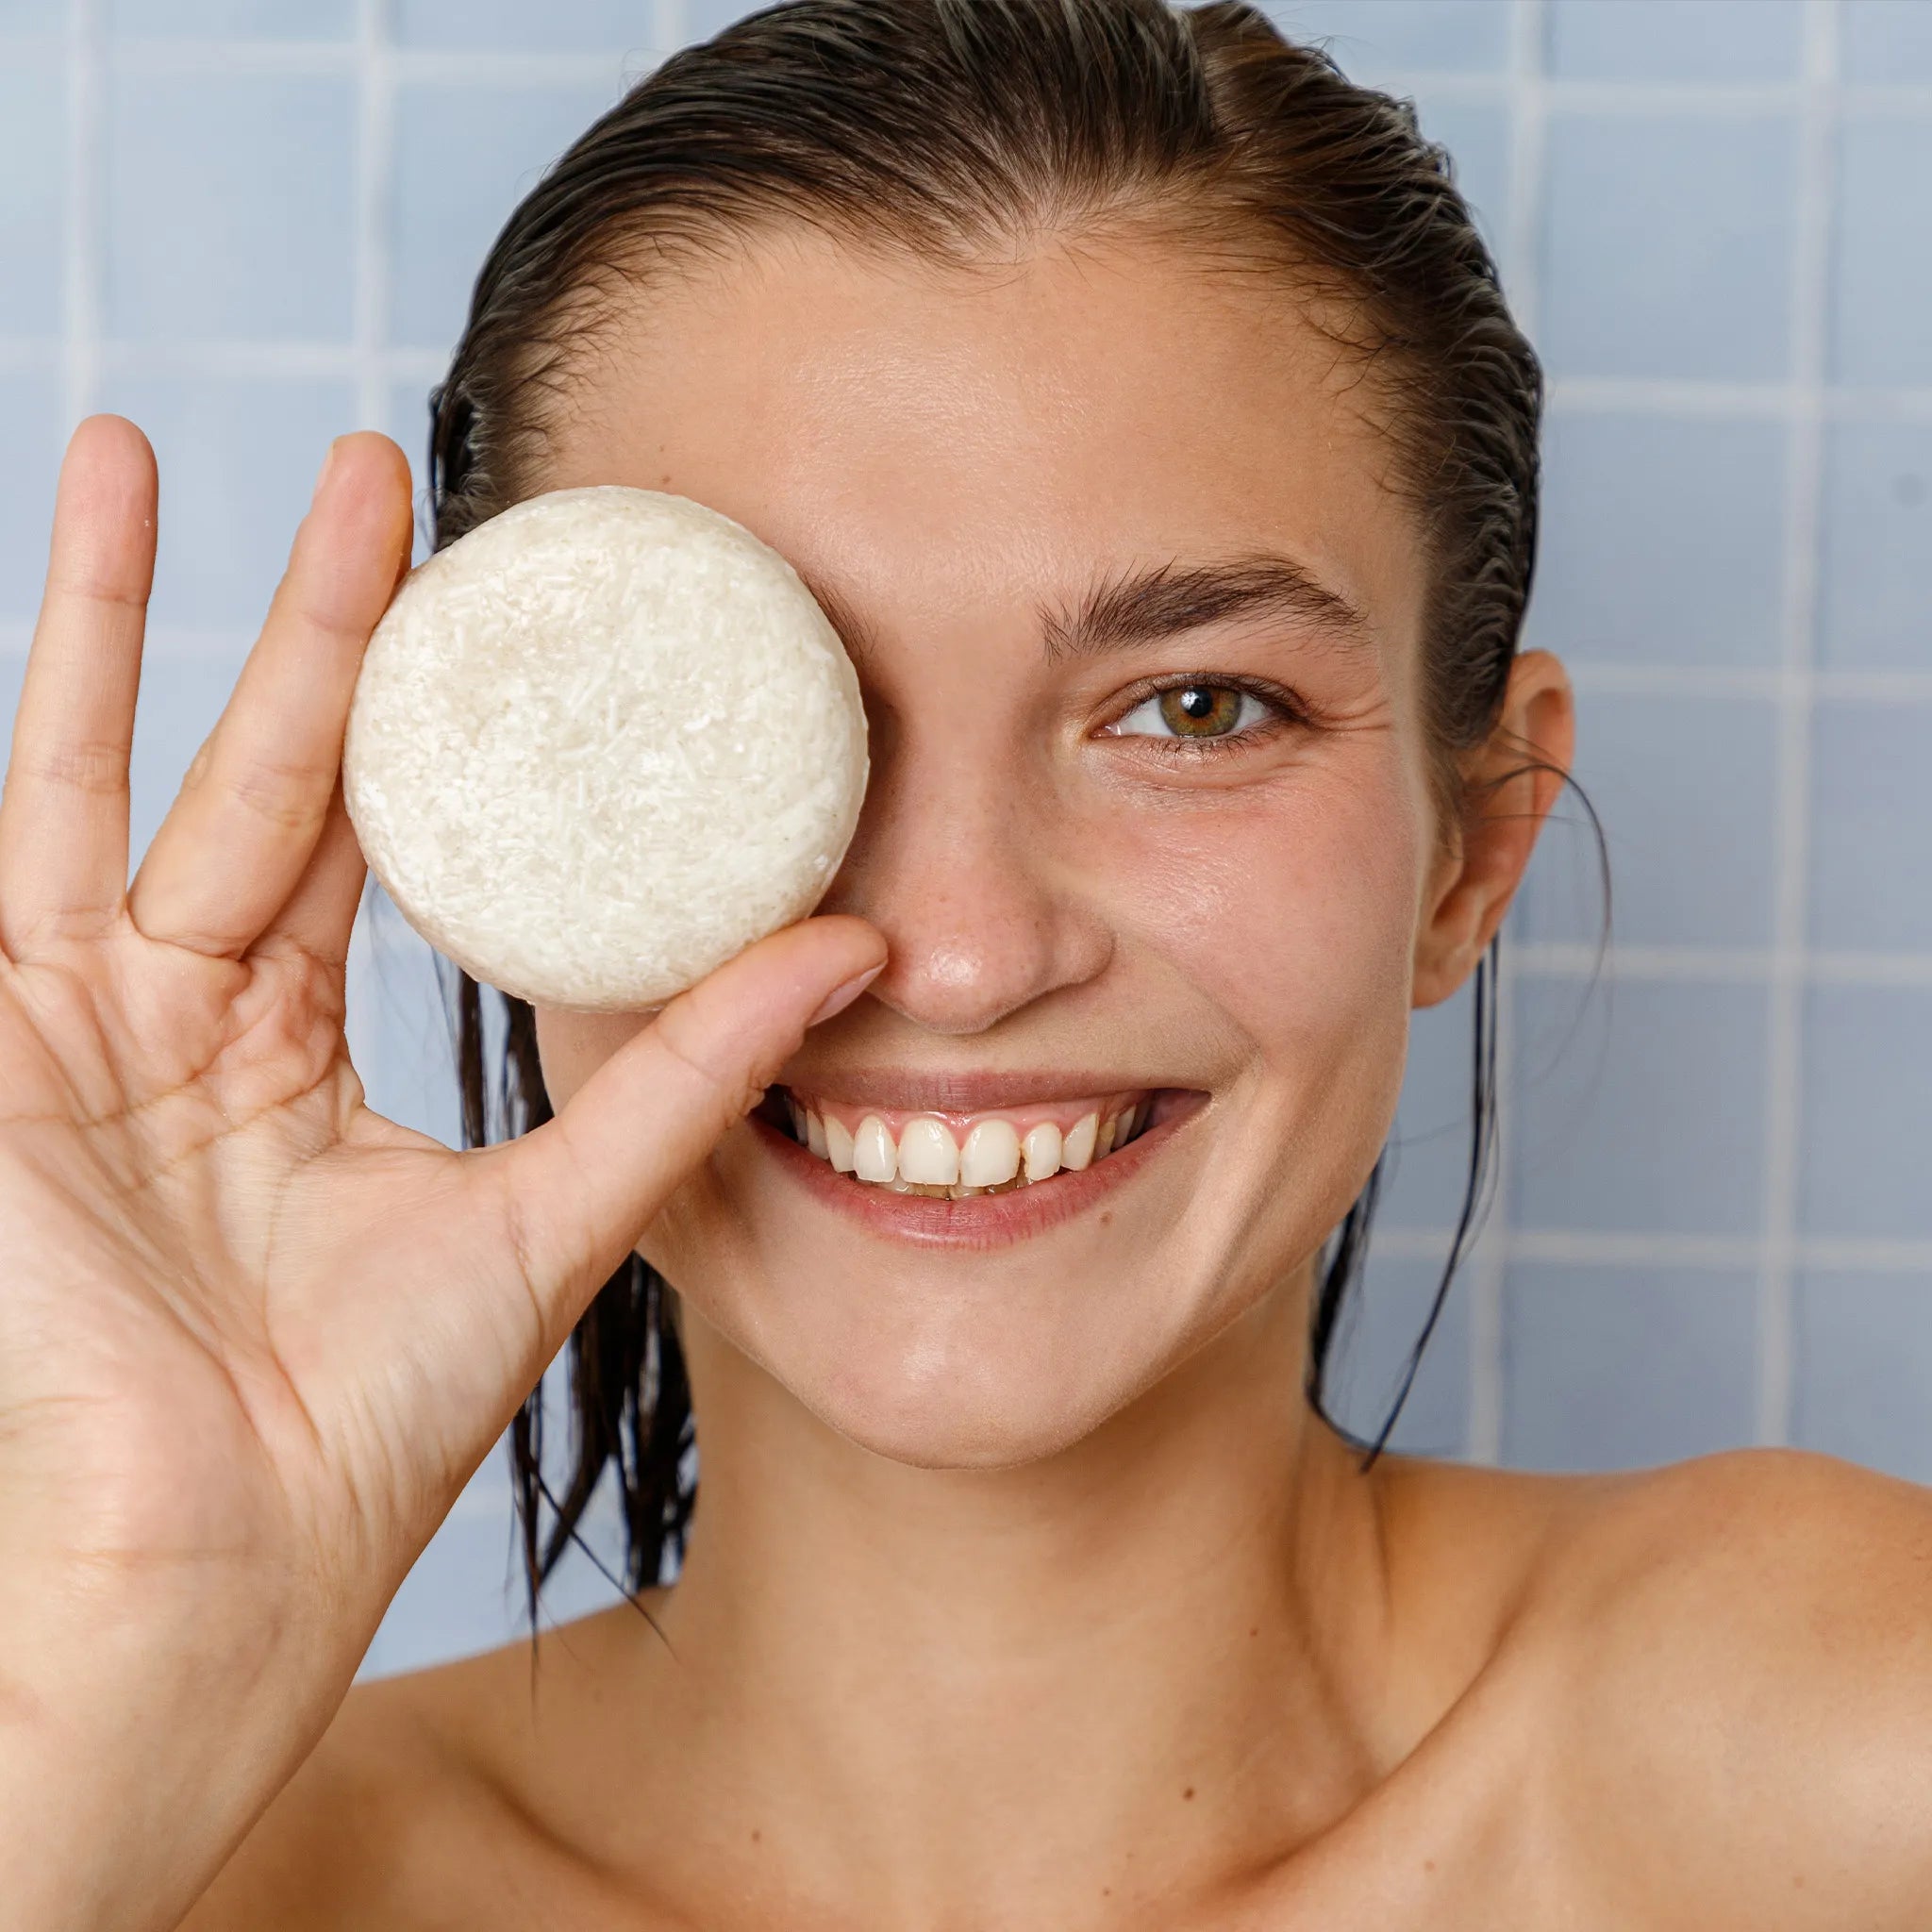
[0, 416, 883, 1932]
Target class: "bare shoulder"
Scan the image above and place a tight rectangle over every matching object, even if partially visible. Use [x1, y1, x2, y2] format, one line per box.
[1531, 1447, 1932, 1929]
[176, 1644, 573, 1929]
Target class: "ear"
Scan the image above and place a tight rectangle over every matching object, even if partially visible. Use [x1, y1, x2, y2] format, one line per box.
[1412, 648, 1575, 1010]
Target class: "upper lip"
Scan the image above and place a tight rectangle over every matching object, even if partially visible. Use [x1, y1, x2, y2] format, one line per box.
[771, 1070, 1178, 1112]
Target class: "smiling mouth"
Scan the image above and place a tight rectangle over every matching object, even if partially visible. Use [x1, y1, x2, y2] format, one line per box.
[761, 1086, 1176, 1200]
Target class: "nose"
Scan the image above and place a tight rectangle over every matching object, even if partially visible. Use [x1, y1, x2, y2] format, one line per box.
[818, 733, 1113, 1035]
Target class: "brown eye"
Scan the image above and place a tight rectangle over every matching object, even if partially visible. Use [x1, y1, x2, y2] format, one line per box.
[1158, 684, 1244, 737]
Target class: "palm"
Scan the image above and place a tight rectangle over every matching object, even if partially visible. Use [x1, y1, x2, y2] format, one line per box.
[0, 418, 880, 1667]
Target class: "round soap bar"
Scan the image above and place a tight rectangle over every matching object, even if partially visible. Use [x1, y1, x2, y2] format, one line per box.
[342, 485, 869, 1011]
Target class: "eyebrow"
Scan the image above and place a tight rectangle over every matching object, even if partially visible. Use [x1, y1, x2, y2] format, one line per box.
[1040, 554, 1372, 662]
[797, 550, 1372, 668]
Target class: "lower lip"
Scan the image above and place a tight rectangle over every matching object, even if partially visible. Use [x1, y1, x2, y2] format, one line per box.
[752, 1094, 1204, 1252]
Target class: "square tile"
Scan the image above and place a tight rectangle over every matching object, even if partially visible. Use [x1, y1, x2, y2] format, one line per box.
[1527, 408, 1790, 670]
[1539, 109, 1798, 381]
[1799, 985, 1932, 1242]
[0, 49, 66, 336]
[1321, 1250, 1472, 1457]
[1262, 1, 1513, 78]
[1547, 0, 1804, 82]
[1808, 699, 1932, 954]
[104, 68, 355, 341]
[107, 0, 353, 35]
[389, 77, 623, 352]
[1842, 0, 1932, 83]
[1830, 114, 1932, 387]
[0, 369, 64, 625]
[396, 0, 656, 53]
[1502, 1261, 1759, 1472]
[1793, 1270, 1932, 1484]
[1509, 975, 1769, 1236]
[95, 373, 358, 629]
[1817, 420, 1932, 673]
[1517, 691, 1780, 950]
[1383, 974, 1484, 1233]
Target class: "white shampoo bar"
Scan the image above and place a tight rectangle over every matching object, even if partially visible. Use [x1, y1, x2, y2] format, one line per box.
[342, 485, 869, 1011]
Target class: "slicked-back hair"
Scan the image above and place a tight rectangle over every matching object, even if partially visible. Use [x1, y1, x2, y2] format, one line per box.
[425, 0, 1585, 1619]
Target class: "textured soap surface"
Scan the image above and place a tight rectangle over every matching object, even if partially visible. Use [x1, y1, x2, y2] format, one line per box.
[342, 485, 869, 1010]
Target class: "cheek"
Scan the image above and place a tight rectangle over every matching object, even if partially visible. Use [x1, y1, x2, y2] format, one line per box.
[1091, 751, 1425, 1058]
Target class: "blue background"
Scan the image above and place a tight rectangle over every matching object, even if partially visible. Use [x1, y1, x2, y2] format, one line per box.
[0, 0, 1926, 1674]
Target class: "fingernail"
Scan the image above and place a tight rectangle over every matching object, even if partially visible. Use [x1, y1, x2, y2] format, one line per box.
[311, 438, 342, 506]
[808, 960, 883, 1027]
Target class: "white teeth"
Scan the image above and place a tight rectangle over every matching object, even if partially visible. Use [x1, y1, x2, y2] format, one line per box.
[897, 1117, 960, 1186]
[853, 1115, 897, 1183]
[794, 1100, 1147, 1191]
[960, 1118, 1022, 1188]
[1021, 1121, 1062, 1182]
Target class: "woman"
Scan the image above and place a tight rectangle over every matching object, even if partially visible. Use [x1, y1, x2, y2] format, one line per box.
[4, 2, 1927, 1925]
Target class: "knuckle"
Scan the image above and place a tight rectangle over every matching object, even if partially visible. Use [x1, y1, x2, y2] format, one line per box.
[10, 739, 128, 799]
[207, 752, 330, 838]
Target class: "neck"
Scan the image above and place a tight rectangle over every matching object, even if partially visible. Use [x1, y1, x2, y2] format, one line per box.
[588, 1264, 1400, 1925]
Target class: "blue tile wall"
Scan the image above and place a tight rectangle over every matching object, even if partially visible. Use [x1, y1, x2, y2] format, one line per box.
[1842, 0, 1932, 83]
[0, 369, 63, 625]
[105, 68, 357, 342]
[1809, 700, 1932, 955]
[107, 0, 353, 35]
[1379, 974, 1484, 1235]
[1518, 691, 1781, 950]
[1799, 986, 1932, 1243]
[1830, 113, 1932, 387]
[1793, 1272, 1932, 1486]
[1818, 421, 1932, 673]
[93, 374, 358, 630]
[390, 77, 625, 352]
[2, 0, 1929, 1675]
[1503, 1262, 1760, 1471]
[1546, 0, 1806, 82]
[1324, 1253, 1474, 1458]
[126, 653, 239, 864]
[1510, 976, 1769, 1237]
[1529, 408, 1790, 669]
[1540, 108, 1799, 382]
[0, 48, 65, 339]
[1264, 1, 1513, 77]
[397, 1, 658, 53]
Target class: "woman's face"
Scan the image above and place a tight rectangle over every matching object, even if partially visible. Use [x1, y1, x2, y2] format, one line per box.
[533, 225, 1474, 1468]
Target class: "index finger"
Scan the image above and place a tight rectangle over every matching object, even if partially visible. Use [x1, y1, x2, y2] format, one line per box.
[0, 415, 157, 954]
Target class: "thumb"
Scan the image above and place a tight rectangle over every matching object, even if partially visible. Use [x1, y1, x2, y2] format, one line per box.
[467, 913, 885, 1355]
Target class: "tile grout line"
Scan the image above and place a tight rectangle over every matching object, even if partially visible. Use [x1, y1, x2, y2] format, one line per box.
[341, 0, 392, 1101]
[60, 0, 105, 432]
[1756, 0, 1840, 1449]
[1462, 0, 1549, 1469]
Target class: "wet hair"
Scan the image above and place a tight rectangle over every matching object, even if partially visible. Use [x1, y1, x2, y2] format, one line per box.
[425, 0, 1600, 1617]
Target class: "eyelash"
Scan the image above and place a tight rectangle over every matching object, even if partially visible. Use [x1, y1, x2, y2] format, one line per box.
[1100, 675, 1310, 758]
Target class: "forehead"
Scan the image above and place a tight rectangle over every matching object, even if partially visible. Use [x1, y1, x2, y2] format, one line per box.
[542, 225, 1427, 655]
